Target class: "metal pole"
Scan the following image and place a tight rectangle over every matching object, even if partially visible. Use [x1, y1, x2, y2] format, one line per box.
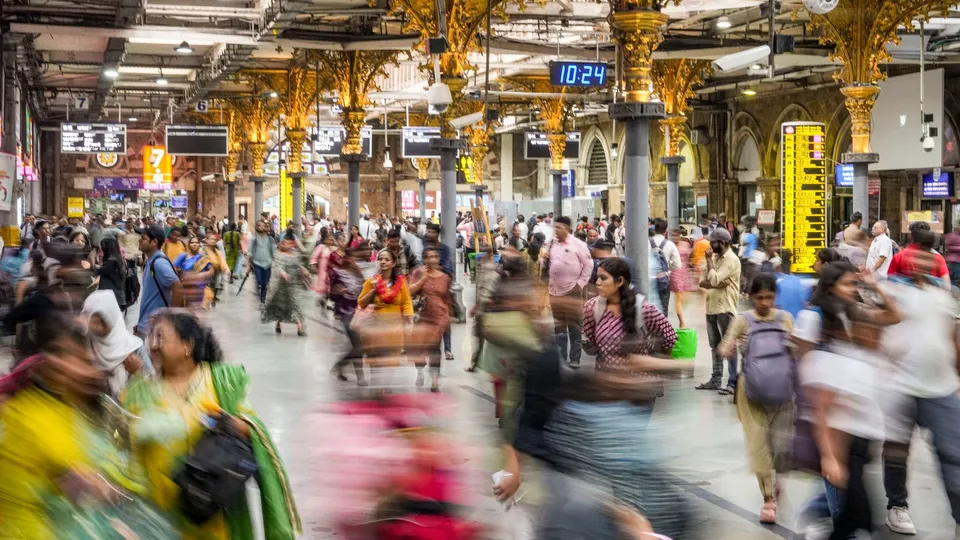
[252, 177, 264, 221]
[227, 182, 236, 223]
[291, 174, 303, 232]
[852, 161, 869, 223]
[440, 149, 457, 263]
[624, 117, 651, 294]
[419, 179, 427, 222]
[662, 156, 684, 231]
[551, 169, 563, 217]
[345, 154, 363, 230]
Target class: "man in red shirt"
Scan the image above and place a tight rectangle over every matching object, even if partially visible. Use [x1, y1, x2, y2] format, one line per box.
[887, 221, 950, 289]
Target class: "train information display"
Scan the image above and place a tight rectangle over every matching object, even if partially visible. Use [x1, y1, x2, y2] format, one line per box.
[523, 132, 581, 160]
[402, 127, 442, 159]
[311, 126, 372, 157]
[781, 122, 827, 274]
[61, 123, 127, 154]
[166, 125, 229, 156]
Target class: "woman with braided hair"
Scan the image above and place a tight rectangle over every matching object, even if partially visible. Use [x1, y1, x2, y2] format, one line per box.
[582, 258, 678, 392]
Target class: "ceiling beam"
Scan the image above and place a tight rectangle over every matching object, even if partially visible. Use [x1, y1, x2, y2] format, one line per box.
[10, 23, 262, 47]
[86, 0, 139, 120]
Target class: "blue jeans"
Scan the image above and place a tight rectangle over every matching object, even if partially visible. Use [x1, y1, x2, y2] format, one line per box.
[550, 288, 584, 363]
[443, 328, 451, 353]
[706, 312, 737, 387]
[253, 264, 271, 303]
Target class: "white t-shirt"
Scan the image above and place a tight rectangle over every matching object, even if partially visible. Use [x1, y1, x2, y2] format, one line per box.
[650, 234, 682, 271]
[533, 222, 554, 242]
[866, 234, 893, 277]
[517, 222, 529, 241]
[880, 281, 960, 398]
[747, 249, 782, 270]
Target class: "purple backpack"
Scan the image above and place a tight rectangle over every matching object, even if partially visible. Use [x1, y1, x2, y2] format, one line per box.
[742, 311, 794, 405]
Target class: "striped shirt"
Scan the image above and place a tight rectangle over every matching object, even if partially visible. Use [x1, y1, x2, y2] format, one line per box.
[583, 296, 677, 377]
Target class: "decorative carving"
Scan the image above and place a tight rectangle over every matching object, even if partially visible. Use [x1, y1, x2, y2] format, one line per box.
[808, 0, 954, 86]
[340, 109, 368, 156]
[609, 9, 670, 103]
[248, 64, 317, 133]
[840, 84, 880, 154]
[308, 50, 399, 111]
[286, 129, 309, 175]
[606, 0, 679, 14]
[225, 152, 240, 179]
[658, 116, 687, 158]
[413, 158, 431, 180]
[248, 142, 268, 177]
[546, 133, 566, 171]
[651, 59, 710, 157]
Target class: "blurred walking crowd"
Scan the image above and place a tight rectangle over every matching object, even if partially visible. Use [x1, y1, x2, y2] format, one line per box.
[2, 205, 960, 540]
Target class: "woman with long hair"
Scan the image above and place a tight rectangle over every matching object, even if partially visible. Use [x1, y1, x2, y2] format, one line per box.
[794, 261, 902, 540]
[172, 235, 213, 307]
[408, 246, 452, 391]
[582, 258, 678, 408]
[261, 229, 308, 336]
[122, 312, 301, 539]
[358, 248, 414, 321]
[97, 236, 128, 311]
[349, 224, 364, 248]
[69, 230, 95, 269]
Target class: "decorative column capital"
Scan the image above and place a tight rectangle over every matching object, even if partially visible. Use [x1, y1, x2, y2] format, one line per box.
[340, 109, 368, 156]
[247, 141, 268, 178]
[413, 158, 431, 180]
[609, 9, 669, 103]
[547, 133, 567, 171]
[285, 129, 308, 175]
[659, 116, 688, 158]
[840, 84, 880, 155]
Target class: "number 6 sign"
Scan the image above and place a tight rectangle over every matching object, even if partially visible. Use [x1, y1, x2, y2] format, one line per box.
[195, 100, 209, 113]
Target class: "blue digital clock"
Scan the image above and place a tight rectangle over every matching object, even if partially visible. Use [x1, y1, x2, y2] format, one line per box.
[549, 61, 609, 87]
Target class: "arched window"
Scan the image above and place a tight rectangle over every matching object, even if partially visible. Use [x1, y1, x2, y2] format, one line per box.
[587, 140, 609, 185]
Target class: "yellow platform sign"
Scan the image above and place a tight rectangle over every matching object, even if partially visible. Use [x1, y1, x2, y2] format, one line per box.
[780, 122, 827, 274]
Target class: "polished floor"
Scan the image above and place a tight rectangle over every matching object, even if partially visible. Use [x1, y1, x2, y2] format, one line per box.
[8, 269, 960, 539]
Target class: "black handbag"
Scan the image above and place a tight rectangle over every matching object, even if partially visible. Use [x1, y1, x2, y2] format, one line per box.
[173, 415, 258, 524]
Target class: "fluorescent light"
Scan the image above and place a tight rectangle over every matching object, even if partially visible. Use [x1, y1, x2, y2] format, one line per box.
[751, 64, 762, 70]
[716, 16, 732, 29]
[103, 68, 119, 79]
[741, 88, 757, 96]
[269, 91, 278, 98]
[156, 77, 168, 85]
[175, 41, 193, 54]
[128, 117, 138, 122]
[383, 147, 393, 169]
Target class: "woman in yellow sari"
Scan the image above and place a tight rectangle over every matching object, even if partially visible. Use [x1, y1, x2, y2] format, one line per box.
[121, 312, 300, 540]
[172, 235, 213, 307]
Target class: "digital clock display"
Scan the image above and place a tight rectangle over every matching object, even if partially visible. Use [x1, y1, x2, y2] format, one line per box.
[549, 61, 608, 87]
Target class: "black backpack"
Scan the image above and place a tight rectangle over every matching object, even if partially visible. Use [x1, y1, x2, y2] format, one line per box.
[124, 264, 140, 308]
[173, 415, 258, 524]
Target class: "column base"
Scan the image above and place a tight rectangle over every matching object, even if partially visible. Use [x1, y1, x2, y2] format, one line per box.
[609, 102, 666, 121]
[660, 156, 686, 166]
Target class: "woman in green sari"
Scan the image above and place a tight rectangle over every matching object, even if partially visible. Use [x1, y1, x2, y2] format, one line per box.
[121, 311, 301, 540]
[222, 223, 242, 283]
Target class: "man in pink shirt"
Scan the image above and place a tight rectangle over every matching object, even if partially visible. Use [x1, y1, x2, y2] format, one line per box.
[542, 216, 593, 368]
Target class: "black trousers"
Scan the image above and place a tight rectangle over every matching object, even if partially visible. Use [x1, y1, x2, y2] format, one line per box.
[829, 436, 873, 540]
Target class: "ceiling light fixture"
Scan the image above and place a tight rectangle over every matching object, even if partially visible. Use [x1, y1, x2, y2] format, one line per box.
[103, 68, 119, 79]
[156, 77, 168, 85]
[716, 15, 732, 29]
[175, 41, 193, 54]
[128, 117, 138, 122]
[751, 64, 763, 70]
[269, 91, 279, 98]
[741, 88, 757, 96]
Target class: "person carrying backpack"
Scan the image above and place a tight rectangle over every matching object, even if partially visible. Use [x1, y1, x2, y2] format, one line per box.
[648, 219, 679, 318]
[717, 273, 795, 525]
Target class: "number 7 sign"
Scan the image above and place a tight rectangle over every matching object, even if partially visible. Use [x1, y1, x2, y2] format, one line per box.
[74, 94, 89, 110]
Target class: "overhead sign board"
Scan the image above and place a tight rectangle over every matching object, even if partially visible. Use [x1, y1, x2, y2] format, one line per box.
[835, 163, 854, 187]
[311, 126, 373, 157]
[165, 124, 229, 156]
[402, 127, 442, 159]
[94, 177, 144, 191]
[61, 123, 127, 154]
[922, 170, 954, 198]
[780, 122, 827, 274]
[143, 145, 173, 184]
[524, 132, 581, 161]
[549, 61, 608, 88]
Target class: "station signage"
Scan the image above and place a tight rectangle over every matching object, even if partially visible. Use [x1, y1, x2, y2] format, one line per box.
[549, 61, 608, 88]
[402, 127, 442, 159]
[780, 122, 827, 274]
[61, 123, 127, 154]
[143, 145, 173, 184]
[171, 195, 189, 208]
[922, 170, 954, 198]
[523, 132, 581, 161]
[94, 177, 144, 190]
[835, 163, 854, 187]
[165, 125, 229, 156]
[311, 126, 372, 157]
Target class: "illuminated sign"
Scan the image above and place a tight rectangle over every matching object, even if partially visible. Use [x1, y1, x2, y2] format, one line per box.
[143, 145, 173, 184]
[524, 132, 581, 160]
[402, 127, 442, 159]
[61, 123, 127, 154]
[835, 163, 854, 187]
[922, 170, 954, 198]
[549, 61, 608, 87]
[165, 124, 229, 156]
[311, 126, 373, 157]
[780, 122, 827, 274]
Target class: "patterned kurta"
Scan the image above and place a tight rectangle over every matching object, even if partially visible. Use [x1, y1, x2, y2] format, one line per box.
[582, 296, 677, 379]
[261, 250, 307, 324]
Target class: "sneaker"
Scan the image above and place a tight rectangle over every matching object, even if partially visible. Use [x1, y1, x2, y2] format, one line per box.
[568, 359, 580, 369]
[804, 519, 833, 540]
[695, 380, 721, 390]
[885, 506, 917, 535]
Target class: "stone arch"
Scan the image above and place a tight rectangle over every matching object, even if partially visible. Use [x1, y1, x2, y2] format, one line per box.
[261, 176, 335, 217]
[826, 101, 850, 165]
[580, 126, 611, 188]
[764, 104, 814, 175]
[734, 129, 763, 183]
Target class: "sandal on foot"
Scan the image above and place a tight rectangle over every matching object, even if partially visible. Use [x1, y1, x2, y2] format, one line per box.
[718, 385, 735, 396]
[760, 502, 777, 524]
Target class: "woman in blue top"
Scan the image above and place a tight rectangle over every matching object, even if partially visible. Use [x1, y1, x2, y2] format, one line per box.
[172, 235, 213, 307]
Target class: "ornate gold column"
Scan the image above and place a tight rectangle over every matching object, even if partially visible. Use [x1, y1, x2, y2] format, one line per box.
[808, 0, 953, 220]
[607, 0, 672, 295]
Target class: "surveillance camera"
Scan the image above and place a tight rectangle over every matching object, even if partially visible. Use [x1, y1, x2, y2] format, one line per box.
[427, 82, 453, 115]
[923, 136, 936, 152]
[449, 111, 484, 130]
[711, 45, 772, 73]
[802, 0, 839, 15]
[200, 173, 216, 182]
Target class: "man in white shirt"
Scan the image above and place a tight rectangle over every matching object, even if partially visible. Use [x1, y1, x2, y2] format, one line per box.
[358, 213, 377, 241]
[533, 215, 554, 242]
[516, 214, 529, 242]
[867, 220, 893, 277]
[878, 243, 960, 535]
[649, 218, 681, 317]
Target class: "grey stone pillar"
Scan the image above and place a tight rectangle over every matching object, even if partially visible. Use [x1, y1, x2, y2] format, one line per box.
[662, 156, 684, 231]
[419, 179, 427, 222]
[290, 173, 303, 232]
[226, 182, 236, 223]
[611, 102, 665, 296]
[2, 36, 21, 246]
[551, 169, 564, 217]
[251, 176, 265, 222]
[432, 136, 466, 321]
[844, 152, 878, 224]
[343, 154, 365, 230]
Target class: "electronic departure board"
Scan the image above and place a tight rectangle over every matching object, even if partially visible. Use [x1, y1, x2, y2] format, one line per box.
[61, 123, 127, 154]
[524, 132, 581, 160]
[780, 122, 827, 274]
[402, 127, 442, 159]
[166, 125, 229, 156]
[311, 126, 373, 157]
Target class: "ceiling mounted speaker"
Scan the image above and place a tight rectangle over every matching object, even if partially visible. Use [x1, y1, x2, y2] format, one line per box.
[802, 0, 839, 15]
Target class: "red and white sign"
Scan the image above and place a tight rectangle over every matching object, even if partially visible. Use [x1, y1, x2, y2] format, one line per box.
[400, 190, 439, 211]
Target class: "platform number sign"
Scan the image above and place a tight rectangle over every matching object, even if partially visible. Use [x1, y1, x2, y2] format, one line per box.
[195, 100, 209, 113]
[74, 94, 90, 110]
